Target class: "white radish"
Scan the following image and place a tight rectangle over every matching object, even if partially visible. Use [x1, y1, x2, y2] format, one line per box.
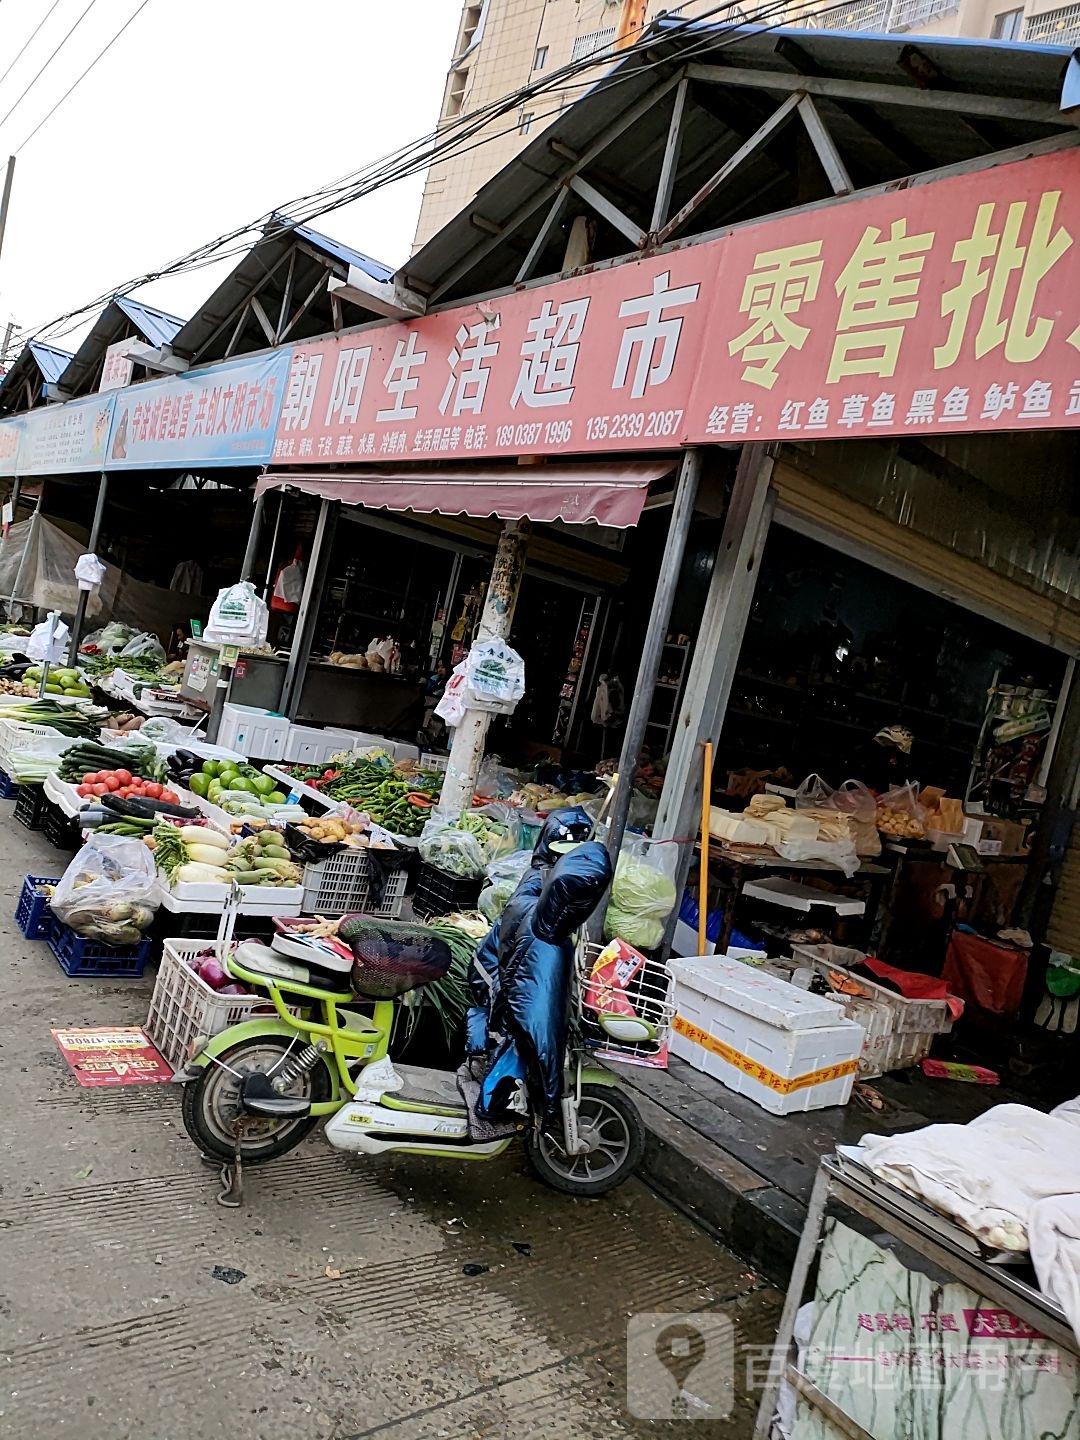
[174, 862, 229, 885]
[179, 826, 228, 850]
[186, 844, 230, 868]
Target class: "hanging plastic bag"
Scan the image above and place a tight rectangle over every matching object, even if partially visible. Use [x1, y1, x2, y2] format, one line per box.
[205, 581, 269, 646]
[26, 616, 70, 662]
[74, 553, 106, 592]
[464, 638, 525, 714]
[876, 781, 927, 840]
[795, 773, 835, 810]
[603, 835, 678, 952]
[51, 834, 158, 945]
[433, 662, 468, 727]
[478, 849, 534, 921]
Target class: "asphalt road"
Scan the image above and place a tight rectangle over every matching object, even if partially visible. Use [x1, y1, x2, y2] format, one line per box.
[0, 818, 779, 1438]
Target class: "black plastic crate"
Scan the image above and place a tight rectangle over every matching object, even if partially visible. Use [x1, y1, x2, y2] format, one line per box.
[14, 784, 44, 830]
[15, 874, 61, 939]
[411, 862, 483, 920]
[48, 917, 151, 978]
[41, 798, 80, 850]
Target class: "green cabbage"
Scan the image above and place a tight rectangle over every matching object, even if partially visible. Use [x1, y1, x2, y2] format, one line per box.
[602, 853, 677, 950]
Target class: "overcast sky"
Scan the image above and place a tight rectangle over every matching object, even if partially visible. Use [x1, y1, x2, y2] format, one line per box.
[0, 0, 460, 352]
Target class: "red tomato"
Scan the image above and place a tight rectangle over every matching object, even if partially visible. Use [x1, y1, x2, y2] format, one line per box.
[105, 775, 120, 791]
[83, 772, 99, 784]
[76, 784, 90, 797]
[114, 769, 133, 786]
[91, 783, 108, 796]
[160, 789, 178, 803]
[144, 782, 162, 799]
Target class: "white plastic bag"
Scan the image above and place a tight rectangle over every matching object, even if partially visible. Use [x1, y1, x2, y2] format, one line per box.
[51, 834, 158, 944]
[205, 581, 269, 646]
[434, 662, 468, 727]
[776, 833, 860, 878]
[74, 553, 106, 592]
[26, 616, 70, 662]
[464, 638, 525, 714]
[119, 631, 166, 663]
[272, 561, 304, 606]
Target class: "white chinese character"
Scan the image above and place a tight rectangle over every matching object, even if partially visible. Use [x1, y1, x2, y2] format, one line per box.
[730, 402, 755, 434]
[613, 270, 700, 400]
[299, 437, 313, 457]
[705, 405, 729, 435]
[868, 392, 896, 427]
[1066, 380, 1080, 415]
[280, 352, 322, 432]
[511, 297, 590, 409]
[805, 397, 829, 429]
[838, 394, 869, 429]
[940, 385, 969, 421]
[982, 381, 1018, 419]
[440, 321, 500, 417]
[325, 346, 371, 427]
[431, 427, 444, 450]
[335, 434, 353, 456]
[778, 400, 804, 430]
[472, 424, 487, 448]
[905, 388, 937, 425]
[317, 435, 333, 457]
[1020, 379, 1052, 416]
[377, 332, 428, 421]
[449, 426, 461, 449]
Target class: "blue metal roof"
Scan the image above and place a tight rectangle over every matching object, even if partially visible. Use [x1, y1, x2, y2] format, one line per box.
[273, 215, 394, 283]
[27, 340, 73, 385]
[113, 295, 184, 347]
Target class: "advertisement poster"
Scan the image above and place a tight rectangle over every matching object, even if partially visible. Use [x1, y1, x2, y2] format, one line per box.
[16, 393, 114, 476]
[105, 349, 291, 470]
[51, 1027, 173, 1086]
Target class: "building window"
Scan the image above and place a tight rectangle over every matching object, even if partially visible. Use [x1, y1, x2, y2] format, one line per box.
[519, 111, 535, 135]
[444, 68, 468, 119]
[992, 6, 1024, 36]
[534, 44, 548, 69]
[458, 3, 485, 56]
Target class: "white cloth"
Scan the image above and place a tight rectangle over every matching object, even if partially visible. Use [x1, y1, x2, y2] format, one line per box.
[862, 1102, 1080, 1343]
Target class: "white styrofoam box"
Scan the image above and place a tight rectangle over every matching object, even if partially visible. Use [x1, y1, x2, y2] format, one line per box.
[281, 725, 358, 766]
[669, 955, 864, 1115]
[742, 875, 866, 915]
[217, 704, 289, 761]
[154, 879, 303, 916]
[391, 741, 420, 763]
[672, 918, 716, 958]
[44, 773, 86, 819]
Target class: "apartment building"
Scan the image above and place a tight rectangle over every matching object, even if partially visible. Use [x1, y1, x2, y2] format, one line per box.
[413, 0, 1076, 252]
[412, 0, 726, 250]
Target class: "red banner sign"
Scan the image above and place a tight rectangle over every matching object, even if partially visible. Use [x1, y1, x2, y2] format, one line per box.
[269, 148, 1080, 462]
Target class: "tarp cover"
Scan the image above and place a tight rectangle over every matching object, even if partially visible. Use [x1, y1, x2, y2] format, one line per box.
[256, 462, 671, 529]
[0, 513, 208, 636]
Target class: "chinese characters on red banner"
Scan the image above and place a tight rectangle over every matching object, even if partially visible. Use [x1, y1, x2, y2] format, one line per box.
[267, 149, 1080, 461]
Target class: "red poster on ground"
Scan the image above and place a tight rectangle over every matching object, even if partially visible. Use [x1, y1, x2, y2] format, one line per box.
[51, 1027, 173, 1086]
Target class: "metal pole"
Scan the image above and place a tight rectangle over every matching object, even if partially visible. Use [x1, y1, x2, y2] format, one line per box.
[279, 498, 337, 718]
[67, 471, 108, 665]
[0, 156, 15, 265]
[240, 488, 266, 582]
[1, 320, 13, 365]
[603, 448, 701, 868]
[262, 489, 284, 600]
[439, 518, 531, 816]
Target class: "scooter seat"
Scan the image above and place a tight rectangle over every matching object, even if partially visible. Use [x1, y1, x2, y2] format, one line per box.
[392, 1064, 467, 1111]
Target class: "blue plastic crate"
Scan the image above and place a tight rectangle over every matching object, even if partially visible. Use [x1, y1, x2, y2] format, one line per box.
[0, 766, 18, 800]
[15, 874, 60, 940]
[48, 918, 151, 978]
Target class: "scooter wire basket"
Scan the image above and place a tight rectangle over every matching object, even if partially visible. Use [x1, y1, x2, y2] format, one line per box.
[574, 940, 675, 1066]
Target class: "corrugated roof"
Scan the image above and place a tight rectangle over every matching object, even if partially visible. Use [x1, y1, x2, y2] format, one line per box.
[60, 295, 186, 397]
[169, 217, 394, 367]
[401, 18, 1080, 305]
[0, 339, 73, 414]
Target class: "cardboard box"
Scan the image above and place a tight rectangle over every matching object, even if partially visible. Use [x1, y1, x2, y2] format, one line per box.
[669, 956, 864, 1115]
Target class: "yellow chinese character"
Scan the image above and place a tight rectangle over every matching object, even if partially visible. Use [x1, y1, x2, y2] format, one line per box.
[728, 241, 824, 389]
[827, 220, 934, 384]
[935, 190, 1072, 368]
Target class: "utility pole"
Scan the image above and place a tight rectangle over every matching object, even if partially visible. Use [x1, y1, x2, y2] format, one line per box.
[1, 321, 13, 367]
[0, 157, 15, 265]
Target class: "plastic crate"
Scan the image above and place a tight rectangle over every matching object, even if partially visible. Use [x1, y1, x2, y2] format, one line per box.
[15, 873, 60, 939]
[41, 798, 80, 850]
[145, 939, 303, 1070]
[14, 784, 45, 830]
[0, 765, 17, 799]
[0, 720, 62, 775]
[411, 862, 483, 919]
[48, 917, 151, 978]
[301, 848, 407, 919]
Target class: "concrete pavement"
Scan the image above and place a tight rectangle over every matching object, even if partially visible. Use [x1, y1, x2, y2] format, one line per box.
[0, 816, 779, 1439]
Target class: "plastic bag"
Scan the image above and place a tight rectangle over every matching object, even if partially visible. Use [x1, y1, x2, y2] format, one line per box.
[478, 849, 533, 921]
[26, 617, 70, 662]
[775, 834, 859, 878]
[205, 581, 269, 646]
[876, 781, 926, 840]
[464, 638, 525, 714]
[470, 802, 522, 863]
[51, 834, 158, 944]
[795, 773, 835, 810]
[419, 821, 487, 878]
[830, 778, 881, 857]
[118, 631, 166, 664]
[433, 662, 468, 727]
[74, 553, 106, 591]
[603, 842, 678, 951]
[477, 754, 518, 800]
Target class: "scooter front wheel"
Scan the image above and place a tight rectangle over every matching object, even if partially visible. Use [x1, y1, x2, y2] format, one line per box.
[181, 1037, 333, 1166]
[526, 1084, 645, 1197]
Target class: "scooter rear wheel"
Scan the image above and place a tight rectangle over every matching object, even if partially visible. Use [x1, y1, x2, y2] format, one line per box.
[181, 1037, 333, 1165]
[526, 1084, 645, 1197]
